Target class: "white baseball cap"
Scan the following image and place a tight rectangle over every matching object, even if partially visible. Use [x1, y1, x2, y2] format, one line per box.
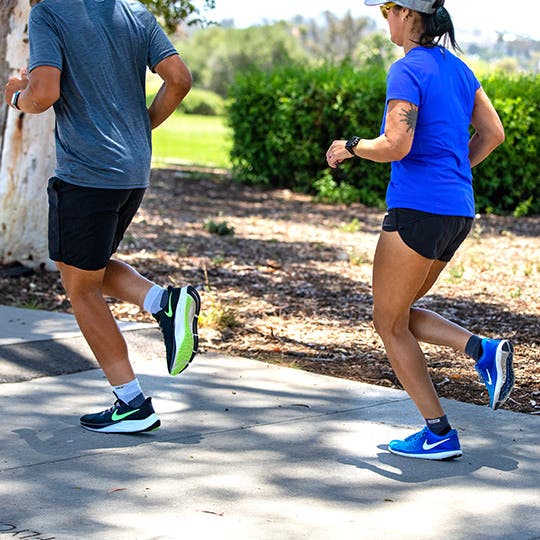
[364, 0, 438, 15]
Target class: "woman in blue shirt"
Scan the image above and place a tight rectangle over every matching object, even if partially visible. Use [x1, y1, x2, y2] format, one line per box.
[326, 0, 514, 460]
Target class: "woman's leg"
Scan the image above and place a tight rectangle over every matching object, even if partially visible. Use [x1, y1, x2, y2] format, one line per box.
[372, 231, 444, 419]
[408, 260, 473, 352]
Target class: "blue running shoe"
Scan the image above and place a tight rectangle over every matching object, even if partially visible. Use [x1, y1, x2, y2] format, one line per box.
[388, 426, 462, 460]
[475, 338, 515, 410]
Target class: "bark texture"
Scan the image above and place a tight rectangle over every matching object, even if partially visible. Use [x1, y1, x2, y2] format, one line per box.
[0, 0, 55, 269]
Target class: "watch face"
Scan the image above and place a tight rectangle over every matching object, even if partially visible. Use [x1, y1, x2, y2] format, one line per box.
[346, 137, 360, 154]
[11, 91, 20, 109]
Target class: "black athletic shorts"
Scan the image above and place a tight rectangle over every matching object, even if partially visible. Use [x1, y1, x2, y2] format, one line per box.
[382, 208, 473, 262]
[47, 177, 146, 271]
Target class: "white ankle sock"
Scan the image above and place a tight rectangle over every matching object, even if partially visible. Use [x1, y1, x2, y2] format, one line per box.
[143, 285, 166, 314]
[113, 378, 145, 407]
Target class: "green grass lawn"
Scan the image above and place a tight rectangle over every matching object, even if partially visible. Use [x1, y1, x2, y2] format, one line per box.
[152, 113, 232, 169]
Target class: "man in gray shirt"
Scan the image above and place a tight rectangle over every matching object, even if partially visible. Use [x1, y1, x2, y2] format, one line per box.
[4, 0, 200, 434]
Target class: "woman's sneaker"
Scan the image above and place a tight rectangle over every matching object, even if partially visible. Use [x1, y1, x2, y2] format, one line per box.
[154, 285, 201, 376]
[388, 426, 462, 460]
[80, 397, 160, 434]
[475, 338, 515, 410]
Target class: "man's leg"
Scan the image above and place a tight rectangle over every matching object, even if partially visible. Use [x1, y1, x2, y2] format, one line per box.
[103, 258, 201, 377]
[57, 261, 134, 386]
[103, 258, 154, 309]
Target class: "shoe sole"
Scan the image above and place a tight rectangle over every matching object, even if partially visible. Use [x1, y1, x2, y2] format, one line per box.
[81, 415, 161, 434]
[170, 285, 201, 376]
[493, 340, 515, 410]
[388, 447, 463, 460]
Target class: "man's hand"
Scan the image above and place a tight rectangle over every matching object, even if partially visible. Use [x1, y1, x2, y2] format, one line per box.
[4, 68, 29, 108]
[4, 66, 60, 113]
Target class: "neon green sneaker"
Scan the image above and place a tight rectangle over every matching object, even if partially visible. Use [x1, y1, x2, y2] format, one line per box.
[154, 285, 201, 376]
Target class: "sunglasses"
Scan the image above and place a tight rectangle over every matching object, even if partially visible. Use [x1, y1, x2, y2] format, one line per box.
[380, 2, 398, 19]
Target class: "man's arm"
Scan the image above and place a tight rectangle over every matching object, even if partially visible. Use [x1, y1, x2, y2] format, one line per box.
[148, 54, 192, 130]
[4, 66, 61, 114]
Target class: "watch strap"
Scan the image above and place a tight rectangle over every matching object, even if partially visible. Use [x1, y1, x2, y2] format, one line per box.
[11, 90, 22, 110]
[345, 136, 362, 156]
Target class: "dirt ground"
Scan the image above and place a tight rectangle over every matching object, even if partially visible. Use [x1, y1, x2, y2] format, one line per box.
[1, 168, 538, 414]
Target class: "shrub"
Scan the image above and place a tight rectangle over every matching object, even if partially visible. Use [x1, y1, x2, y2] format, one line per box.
[473, 72, 540, 214]
[204, 219, 235, 236]
[179, 88, 226, 116]
[227, 62, 389, 208]
[228, 63, 540, 215]
[147, 87, 225, 116]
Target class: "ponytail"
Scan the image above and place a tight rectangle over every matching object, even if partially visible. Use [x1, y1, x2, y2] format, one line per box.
[418, 0, 461, 52]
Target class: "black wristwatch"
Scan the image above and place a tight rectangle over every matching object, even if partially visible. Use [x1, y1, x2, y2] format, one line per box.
[10, 90, 22, 111]
[345, 136, 362, 156]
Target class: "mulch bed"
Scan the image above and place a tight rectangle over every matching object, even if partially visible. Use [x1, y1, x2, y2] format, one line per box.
[1, 168, 539, 414]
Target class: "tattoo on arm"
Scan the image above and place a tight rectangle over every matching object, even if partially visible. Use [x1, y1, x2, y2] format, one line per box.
[399, 104, 418, 135]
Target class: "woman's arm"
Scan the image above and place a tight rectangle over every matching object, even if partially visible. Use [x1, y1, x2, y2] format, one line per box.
[326, 99, 417, 168]
[469, 87, 505, 168]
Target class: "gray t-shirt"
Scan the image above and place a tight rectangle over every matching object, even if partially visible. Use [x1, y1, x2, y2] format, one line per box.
[29, 0, 177, 189]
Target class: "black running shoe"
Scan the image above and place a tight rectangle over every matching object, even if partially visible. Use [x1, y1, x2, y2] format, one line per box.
[80, 397, 160, 434]
[154, 285, 201, 376]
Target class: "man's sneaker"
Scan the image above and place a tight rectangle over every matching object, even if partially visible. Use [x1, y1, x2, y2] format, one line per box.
[154, 285, 201, 376]
[80, 397, 160, 434]
[388, 426, 462, 460]
[475, 338, 515, 410]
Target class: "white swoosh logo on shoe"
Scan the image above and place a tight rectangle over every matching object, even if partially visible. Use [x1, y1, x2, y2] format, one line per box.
[485, 370, 492, 385]
[423, 438, 451, 451]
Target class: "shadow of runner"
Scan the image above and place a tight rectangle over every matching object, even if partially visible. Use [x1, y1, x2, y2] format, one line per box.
[338, 445, 519, 484]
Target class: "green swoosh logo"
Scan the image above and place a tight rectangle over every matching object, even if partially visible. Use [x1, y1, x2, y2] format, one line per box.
[111, 408, 140, 421]
[164, 293, 174, 318]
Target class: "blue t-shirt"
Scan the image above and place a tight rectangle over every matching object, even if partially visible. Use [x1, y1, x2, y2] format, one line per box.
[28, 0, 178, 189]
[382, 46, 481, 217]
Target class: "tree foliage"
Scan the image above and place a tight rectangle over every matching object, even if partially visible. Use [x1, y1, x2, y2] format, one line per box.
[179, 23, 309, 96]
[291, 11, 374, 63]
[141, 0, 215, 32]
[177, 12, 383, 97]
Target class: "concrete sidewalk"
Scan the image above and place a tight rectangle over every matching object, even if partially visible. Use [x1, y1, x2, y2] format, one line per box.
[0, 306, 538, 540]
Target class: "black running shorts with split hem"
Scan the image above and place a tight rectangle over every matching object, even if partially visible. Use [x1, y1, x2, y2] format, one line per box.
[382, 208, 474, 262]
[47, 177, 146, 271]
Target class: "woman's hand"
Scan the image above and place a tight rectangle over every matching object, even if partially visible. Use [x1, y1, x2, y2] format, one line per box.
[325, 140, 355, 169]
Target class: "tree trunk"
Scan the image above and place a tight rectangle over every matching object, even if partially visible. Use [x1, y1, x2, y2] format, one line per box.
[0, 0, 56, 270]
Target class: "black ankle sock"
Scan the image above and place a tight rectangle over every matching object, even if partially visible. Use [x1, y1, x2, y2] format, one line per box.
[465, 335, 484, 361]
[426, 415, 451, 436]
[127, 392, 146, 408]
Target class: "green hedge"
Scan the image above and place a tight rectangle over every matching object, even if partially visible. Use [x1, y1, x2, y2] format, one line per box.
[473, 73, 540, 215]
[227, 64, 540, 215]
[147, 87, 225, 116]
[179, 88, 226, 116]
